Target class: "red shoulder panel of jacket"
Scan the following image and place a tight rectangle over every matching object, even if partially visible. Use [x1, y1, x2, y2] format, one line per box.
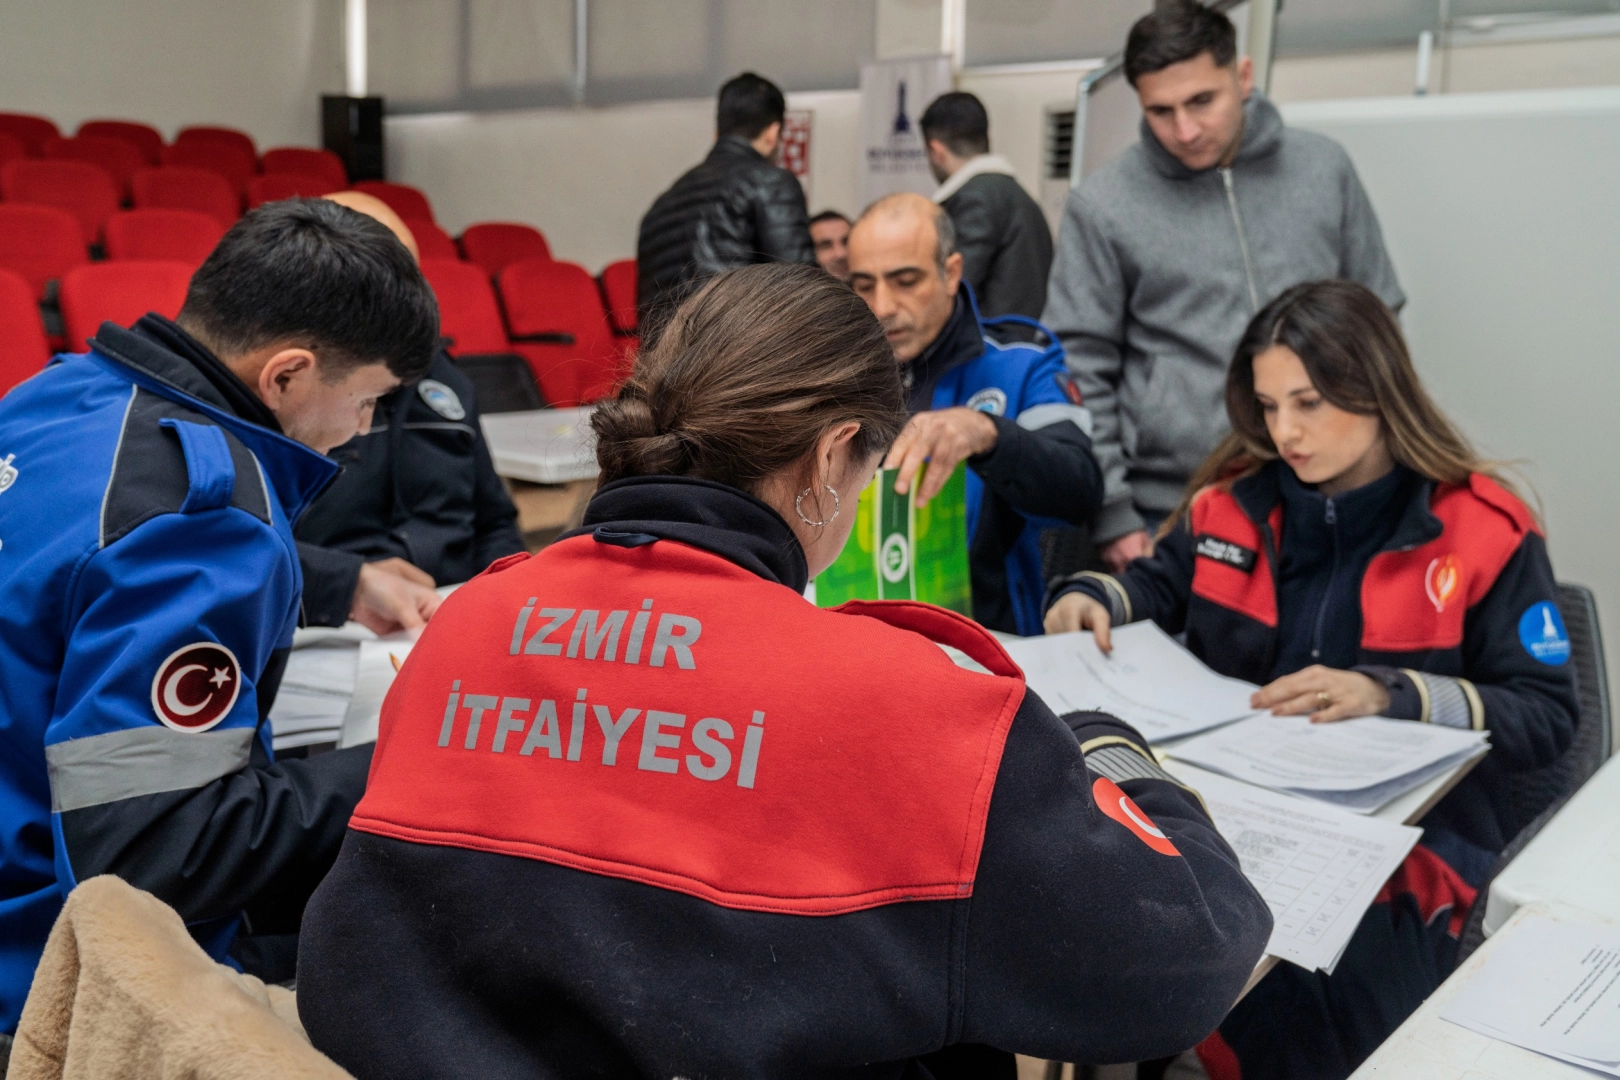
[1361, 475, 1532, 652]
[1188, 486, 1279, 628]
[351, 535, 1026, 916]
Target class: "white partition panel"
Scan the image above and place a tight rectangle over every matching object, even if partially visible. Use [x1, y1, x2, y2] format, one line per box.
[1282, 88, 1620, 697]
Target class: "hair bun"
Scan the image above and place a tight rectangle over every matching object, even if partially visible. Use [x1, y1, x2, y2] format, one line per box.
[591, 395, 691, 478]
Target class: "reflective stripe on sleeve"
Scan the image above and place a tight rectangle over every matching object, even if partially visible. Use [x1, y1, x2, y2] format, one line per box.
[1415, 673, 1474, 731]
[46, 726, 256, 813]
[1016, 401, 1093, 437]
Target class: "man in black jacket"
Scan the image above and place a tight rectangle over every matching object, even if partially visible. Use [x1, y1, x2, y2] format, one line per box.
[922, 92, 1052, 322]
[296, 192, 525, 634]
[636, 72, 814, 344]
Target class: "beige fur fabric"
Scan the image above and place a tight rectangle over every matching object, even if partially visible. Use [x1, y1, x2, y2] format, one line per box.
[8, 876, 351, 1080]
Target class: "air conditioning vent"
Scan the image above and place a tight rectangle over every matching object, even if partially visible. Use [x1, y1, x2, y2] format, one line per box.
[1045, 108, 1075, 182]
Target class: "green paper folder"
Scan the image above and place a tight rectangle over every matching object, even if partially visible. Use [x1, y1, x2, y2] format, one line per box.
[814, 463, 971, 615]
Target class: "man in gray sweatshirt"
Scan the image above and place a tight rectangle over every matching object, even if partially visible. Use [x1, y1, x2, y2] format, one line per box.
[1043, 0, 1404, 571]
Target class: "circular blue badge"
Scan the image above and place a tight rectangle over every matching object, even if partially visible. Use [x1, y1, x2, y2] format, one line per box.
[1518, 601, 1571, 666]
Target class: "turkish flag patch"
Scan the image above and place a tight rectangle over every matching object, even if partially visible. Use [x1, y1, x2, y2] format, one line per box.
[1093, 776, 1179, 856]
[150, 642, 241, 732]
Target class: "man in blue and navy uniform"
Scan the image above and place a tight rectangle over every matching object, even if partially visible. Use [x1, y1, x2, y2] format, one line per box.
[0, 199, 440, 1037]
[849, 192, 1102, 635]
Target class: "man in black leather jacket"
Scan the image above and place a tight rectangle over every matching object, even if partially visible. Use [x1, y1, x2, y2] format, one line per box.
[636, 72, 814, 344]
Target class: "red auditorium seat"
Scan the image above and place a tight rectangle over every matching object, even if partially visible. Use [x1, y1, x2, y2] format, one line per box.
[420, 258, 512, 355]
[404, 218, 458, 260]
[260, 147, 347, 189]
[0, 113, 60, 156]
[43, 135, 145, 198]
[497, 258, 623, 407]
[246, 172, 339, 208]
[351, 180, 434, 223]
[58, 261, 193, 352]
[160, 142, 256, 197]
[0, 205, 88, 300]
[131, 166, 239, 228]
[459, 222, 550, 278]
[0, 133, 26, 172]
[0, 268, 52, 394]
[77, 120, 164, 165]
[174, 126, 257, 163]
[598, 259, 638, 335]
[0, 160, 121, 244]
[104, 209, 223, 266]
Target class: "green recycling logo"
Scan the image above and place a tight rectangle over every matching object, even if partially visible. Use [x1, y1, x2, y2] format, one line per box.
[880, 532, 910, 584]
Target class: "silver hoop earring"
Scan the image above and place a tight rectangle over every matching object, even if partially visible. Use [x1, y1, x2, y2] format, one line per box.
[795, 484, 840, 528]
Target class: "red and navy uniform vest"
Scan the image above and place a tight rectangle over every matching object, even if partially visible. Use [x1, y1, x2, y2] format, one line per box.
[298, 476, 1271, 1080]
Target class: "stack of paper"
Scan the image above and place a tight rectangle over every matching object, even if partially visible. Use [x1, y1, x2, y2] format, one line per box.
[268, 640, 360, 751]
[1440, 910, 1620, 1075]
[1187, 769, 1421, 973]
[338, 637, 416, 748]
[1169, 714, 1488, 813]
[999, 623, 1262, 743]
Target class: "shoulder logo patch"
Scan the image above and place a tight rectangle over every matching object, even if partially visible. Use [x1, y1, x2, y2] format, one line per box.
[964, 387, 1007, 416]
[1518, 601, 1571, 666]
[1093, 776, 1179, 856]
[418, 379, 466, 421]
[1194, 534, 1257, 572]
[1425, 555, 1461, 612]
[151, 642, 241, 732]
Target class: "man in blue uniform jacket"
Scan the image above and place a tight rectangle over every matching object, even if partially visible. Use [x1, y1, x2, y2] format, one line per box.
[848, 192, 1103, 635]
[0, 199, 440, 1039]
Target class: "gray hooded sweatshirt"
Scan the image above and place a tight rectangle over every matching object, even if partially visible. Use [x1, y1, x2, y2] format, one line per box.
[1042, 92, 1404, 543]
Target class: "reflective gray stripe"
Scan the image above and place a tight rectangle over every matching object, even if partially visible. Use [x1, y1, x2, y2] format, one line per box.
[1016, 401, 1093, 438]
[46, 726, 255, 812]
[1418, 673, 1473, 730]
[1085, 743, 1177, 786]
[1070, 570, 1131, 624]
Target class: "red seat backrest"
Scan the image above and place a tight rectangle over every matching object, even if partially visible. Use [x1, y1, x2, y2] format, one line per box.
[419, 257, 510, 355]
[174, 126, 257, 163]
[160, 142, 256, 196]
[459, 222, 550, 278]
[0, 204, 88, 300]
[497, 258, 624, 407]
[246, 172, 339, 208]
[0, 113, 60, 156]
[0, 133, 27, 172]
[403, 217, 458, 261]
[58, 260, 194, 353]
[0, 267, 52, 395]
[260, 147, 347, 190]
[598, 259, 638, 334]
[131, 167, 240, 228]
[104, 209, 224, 267]
[76, 120, 165, 165]
[351, 180, 434, 223]
[0, 160, 121, 245]
[43, 135, 145, 198]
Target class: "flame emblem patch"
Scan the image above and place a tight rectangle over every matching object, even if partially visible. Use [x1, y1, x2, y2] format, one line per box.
[1425, 555, 1461, 613]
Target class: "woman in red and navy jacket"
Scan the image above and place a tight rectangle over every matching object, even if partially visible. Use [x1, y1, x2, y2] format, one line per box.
[1047, 279, 1577, 1080]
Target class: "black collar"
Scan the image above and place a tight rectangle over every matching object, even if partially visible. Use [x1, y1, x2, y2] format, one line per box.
[566, 476, 809, 593]
[904, 290, 985, 412]
[1232, 459, 1444, 552]
[708, 135, 767, 166]
[91, 315, 282, 432]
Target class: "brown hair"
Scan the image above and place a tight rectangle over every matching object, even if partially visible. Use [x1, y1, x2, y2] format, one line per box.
[592, 263, 906, 495]
[1165, 279, 1531, 534]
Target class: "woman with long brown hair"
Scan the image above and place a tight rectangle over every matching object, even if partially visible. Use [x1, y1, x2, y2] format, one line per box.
[1047, 278, 1576, 1080]
[297, 263, 1270, 1080]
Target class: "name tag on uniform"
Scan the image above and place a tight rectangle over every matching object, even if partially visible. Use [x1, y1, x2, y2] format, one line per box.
[1194, 534, 1257, 573]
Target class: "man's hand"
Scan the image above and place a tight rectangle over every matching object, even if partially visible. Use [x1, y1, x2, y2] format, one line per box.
[883, 407, 998, 507]
[351, 560, 442, 636]
[1101, 529, 1153, 573]
[1251, 665, 1392, 724]
[1043, 591, 1115, 651]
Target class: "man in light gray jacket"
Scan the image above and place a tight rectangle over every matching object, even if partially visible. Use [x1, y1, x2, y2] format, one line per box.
[1043, 0, 1404, 571]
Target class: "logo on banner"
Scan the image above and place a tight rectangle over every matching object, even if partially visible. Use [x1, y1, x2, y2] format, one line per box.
[1518, 601, 1571, 665]
[1425, 554, 1461, 612]
[151, 642, 241, 732]
[1093, 776, 1179, 856]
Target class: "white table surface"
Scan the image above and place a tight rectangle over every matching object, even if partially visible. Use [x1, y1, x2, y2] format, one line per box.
[481, 407, 598, 485]
[1484, 751, 1620, 935]
[1348, 903, 1612, 1080]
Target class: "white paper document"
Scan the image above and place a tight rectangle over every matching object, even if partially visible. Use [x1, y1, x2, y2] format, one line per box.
[338, 637, 416, 748]
[1189, 770, 1421, 973]
[268, 640, 359, 751]
[999, 623, 1261, 743]
[1441, 911, 1620, 1074]
[1169, 714, 1488, 813]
